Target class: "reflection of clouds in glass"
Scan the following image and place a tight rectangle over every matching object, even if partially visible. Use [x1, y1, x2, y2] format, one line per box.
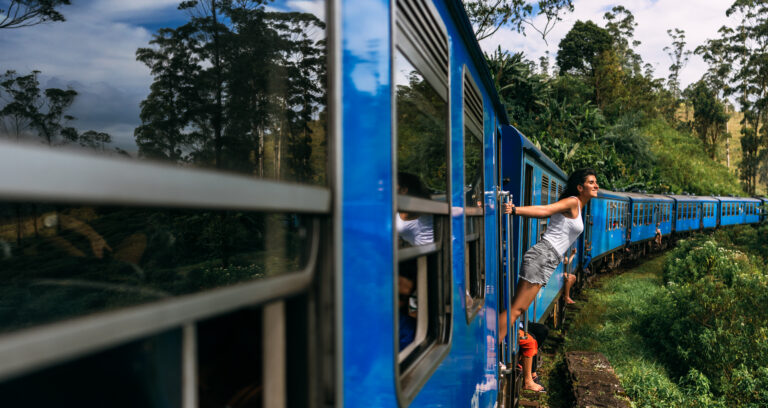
[346, 0, 389, 95]
[286, 0, 325, 21]
[395, 53, 414, 87]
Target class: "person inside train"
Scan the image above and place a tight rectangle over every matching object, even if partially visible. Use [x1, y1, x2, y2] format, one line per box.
[396, 172, 434, 246]
[499, 168, 597, 347]
[398, 260, 417, 350]
[563, 247, 577, 304]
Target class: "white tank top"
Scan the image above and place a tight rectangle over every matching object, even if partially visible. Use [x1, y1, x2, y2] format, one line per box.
[541, 197, 584, 256]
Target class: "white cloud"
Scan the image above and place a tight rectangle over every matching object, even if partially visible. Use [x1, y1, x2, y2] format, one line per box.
[479, 0, 741, 90]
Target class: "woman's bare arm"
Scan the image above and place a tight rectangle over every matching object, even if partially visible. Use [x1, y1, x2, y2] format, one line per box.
[504, 197, 579, 219]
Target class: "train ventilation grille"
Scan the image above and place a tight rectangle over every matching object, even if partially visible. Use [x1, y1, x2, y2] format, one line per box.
[396, 0, 448, 90]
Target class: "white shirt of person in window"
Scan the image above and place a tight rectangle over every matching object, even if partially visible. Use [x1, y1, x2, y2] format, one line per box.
[397, 214, 434, 246]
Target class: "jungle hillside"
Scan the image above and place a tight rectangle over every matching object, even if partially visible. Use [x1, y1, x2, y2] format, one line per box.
[465, 1, 768, 196]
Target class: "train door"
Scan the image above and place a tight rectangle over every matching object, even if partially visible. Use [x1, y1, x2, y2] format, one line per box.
[495, 128, 516, 408]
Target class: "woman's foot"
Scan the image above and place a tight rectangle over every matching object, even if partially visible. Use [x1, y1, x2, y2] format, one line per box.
[523, 381, 546, 392]
[565, 297, 576, 304]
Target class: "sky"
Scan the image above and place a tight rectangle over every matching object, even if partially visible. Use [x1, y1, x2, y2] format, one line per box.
[478, 0, 742, 90]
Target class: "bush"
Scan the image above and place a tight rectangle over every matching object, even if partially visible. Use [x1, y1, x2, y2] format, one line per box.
[644, 234, 768, 406]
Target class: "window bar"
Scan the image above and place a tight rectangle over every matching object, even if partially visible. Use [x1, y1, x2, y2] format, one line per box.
[263, 300, 286, 408]
[182, 323, 197, 408]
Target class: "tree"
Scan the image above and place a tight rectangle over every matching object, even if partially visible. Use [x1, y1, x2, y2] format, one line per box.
[683, 80, 729, 159]
[135, 0, 326, 182]
[464, 0, 574, 43]
[0, 69, 77, 145]
[0, 0, 70, 29]
[602, 5, 642, 75]
[719, 0, 768, 194]
[664, 28, 691, 100]
[556, 20, 612, 77]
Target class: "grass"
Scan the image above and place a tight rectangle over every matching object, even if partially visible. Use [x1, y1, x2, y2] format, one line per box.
[555, 255, 690, 407]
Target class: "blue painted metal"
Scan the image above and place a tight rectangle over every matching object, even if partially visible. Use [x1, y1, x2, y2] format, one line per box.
[625, 193, 674, 244]
[340, 0, 397, 405]
[586, 190, 630, 262]
[667, 195, 704, 234]
[716, 196, 760, 226]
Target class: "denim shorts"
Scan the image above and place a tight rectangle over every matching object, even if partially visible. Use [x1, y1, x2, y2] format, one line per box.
[520, 239, 562, 287]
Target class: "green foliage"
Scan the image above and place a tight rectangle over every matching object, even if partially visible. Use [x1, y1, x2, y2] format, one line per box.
[0, 0, 71, 30]
[642, 232, 768, 406]
[682, 80, 729, 159]
[555, 20, 612, 76]
[567, 227, 768, 407]
[643, 119, 743, 195]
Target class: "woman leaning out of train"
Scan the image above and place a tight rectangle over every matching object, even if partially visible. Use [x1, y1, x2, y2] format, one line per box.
[500, 168, 598, 392]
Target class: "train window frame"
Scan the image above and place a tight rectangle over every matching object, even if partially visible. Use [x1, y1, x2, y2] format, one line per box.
[0, 144, 334, 405]
[392, 0, 452, 403]
[462, 66, 485, 323]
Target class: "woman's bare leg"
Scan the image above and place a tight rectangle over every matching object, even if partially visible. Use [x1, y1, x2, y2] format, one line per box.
[564, 273, 576, 304]
[499, 280, 542, 341]
[521, 354, 543, 391]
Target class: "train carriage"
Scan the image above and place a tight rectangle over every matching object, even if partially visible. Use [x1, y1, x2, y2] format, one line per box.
[717, 197, 759, 227]
[502, 126, 569, 328]
[760, 197, 768, 222]
[742, 198, 762, 224]
[626, 193, 673, 244]
[1, 0, 765, 407]
[669, 195, 704, 233]
[582, 190, 630, 271]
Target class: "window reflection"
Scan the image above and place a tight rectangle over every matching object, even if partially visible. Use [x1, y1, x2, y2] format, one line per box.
[0, 203, 312, 333]
[395, 51, 448, 197]
[0, 0, 328, 185]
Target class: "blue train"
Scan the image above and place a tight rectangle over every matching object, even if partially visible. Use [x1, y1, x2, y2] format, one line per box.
[0, 1, 766, 407]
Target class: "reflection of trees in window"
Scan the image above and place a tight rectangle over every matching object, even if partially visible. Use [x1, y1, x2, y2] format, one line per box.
[0, 203, 310, 333]
[135, 0, 327, 183]
[0, 0, 71, 30]
[0, 69, 116, 150]
[396, 64, 448, 195]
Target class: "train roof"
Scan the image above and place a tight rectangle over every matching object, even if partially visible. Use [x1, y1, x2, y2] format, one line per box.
[621, 192, 673, 202]
[667, 195, 719, 202]
[597, 190, 630, 200]
[715, 196, 761, 202]
[507, 125, 568, 180]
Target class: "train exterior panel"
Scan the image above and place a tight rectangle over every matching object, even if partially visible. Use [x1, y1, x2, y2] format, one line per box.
[717, 197, 758, 227]
[743, 198, 761, 224]
[670, 196, 702, 233]
[586, 191, 630, 261]
[627, 193, 673, 243]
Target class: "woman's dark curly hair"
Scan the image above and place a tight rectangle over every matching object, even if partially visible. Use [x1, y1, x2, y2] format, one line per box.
[558, 168, 597, 201]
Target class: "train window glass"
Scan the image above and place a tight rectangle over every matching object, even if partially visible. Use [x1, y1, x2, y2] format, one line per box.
[0, 203, 313, 333]
[0, 2, 329, 186]
[0, 328, 182, 407]
[395, 53, 448, 197]
[633, 206, 637, 226]
[394, 0, 451, 396]
[542, 175, 550, 205]
[463, 69, 484, 320]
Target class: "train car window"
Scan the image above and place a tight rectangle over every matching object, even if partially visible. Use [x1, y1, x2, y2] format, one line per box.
[394, 0, 451, 400]
[0, 2, 333, 406]
[462, 68, 484, 321]
[550, 180, 558, 205]
[542, 174, 550, 205]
